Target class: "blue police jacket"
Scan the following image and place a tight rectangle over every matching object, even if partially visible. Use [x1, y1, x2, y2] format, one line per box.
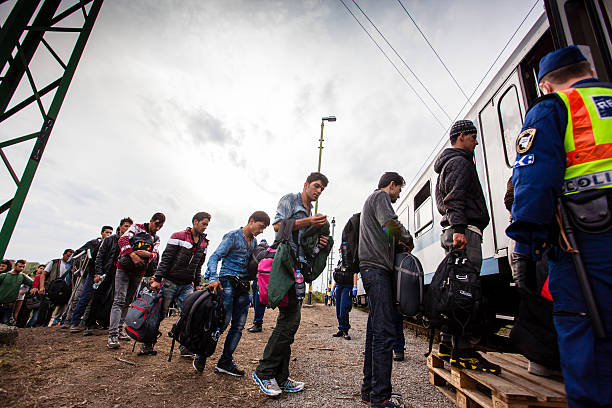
[506, 78, 603, 258]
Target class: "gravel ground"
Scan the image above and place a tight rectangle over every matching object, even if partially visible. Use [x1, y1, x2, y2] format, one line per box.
[0, 302, 455, 407]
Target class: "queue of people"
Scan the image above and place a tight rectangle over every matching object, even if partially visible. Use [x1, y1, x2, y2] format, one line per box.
[0, 45, 609, 408]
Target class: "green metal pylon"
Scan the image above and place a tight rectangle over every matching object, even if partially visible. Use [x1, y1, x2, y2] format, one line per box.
[0, 0, 104, 259]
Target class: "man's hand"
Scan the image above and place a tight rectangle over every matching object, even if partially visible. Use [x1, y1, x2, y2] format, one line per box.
[398, 241, 414, 253]
[309, 214, 327, 227]
[134, 250, 152, 259]
[452, 232, 467, 250]
[195, 285, 203, 291]
[93, 275, 102, 284]
[208, 281, 222, 294]
[29, 288, 37, 295]
[318, 235, 329, 249]
[352, 285, 358, 297]
[130, 252, 145, 268]
[150, 281, 161, 291]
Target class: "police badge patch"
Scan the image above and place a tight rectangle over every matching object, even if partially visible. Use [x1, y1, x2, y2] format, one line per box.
[516, 128, 536, 153]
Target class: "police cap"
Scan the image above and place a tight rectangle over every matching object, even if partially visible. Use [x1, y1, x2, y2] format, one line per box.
[538, 45, 587, 82]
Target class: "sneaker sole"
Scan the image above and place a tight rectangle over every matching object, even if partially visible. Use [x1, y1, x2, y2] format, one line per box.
[215, 366, 244, 377]
[192, 360, 204, 374]
[280, 386, 304, 393]
[107, 344, 120, 349]
[252, 372, 281, 396]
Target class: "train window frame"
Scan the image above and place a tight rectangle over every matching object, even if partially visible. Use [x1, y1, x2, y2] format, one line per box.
[497, 85, 524, 168]
[413, 181, 433, 237]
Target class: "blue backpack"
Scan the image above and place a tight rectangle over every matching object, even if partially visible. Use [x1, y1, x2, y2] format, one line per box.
[125, 290, 163, 344]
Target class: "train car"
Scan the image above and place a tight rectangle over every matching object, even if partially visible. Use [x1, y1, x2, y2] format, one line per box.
[394, 0, 612, 339]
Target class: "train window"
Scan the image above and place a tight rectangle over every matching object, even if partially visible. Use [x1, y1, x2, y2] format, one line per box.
[413, 181, 433, 236]
[498, 85, 523, 167]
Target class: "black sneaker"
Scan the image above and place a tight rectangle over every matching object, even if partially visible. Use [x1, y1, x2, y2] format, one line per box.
[343, 332, 351, 340]
[214, 361, 245, 377]
[193, 357, 206, 374]
[332, 330, 344, 337]
[247, 324, 262, 333]
[374, 393, 409, 407]
[437, 343, 451, 362]
[393, 350, 405, 362]
[450, 350, 501, 374]
[180, 346, 195, 359]
[83, 327, 94, 336]
[137, 343, 157, 356]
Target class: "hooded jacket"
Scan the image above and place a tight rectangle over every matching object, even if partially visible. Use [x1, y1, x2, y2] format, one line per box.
[434, 148, 490, 233]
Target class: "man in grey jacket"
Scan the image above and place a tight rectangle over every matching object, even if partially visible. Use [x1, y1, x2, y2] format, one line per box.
[359, 172, 413, 408]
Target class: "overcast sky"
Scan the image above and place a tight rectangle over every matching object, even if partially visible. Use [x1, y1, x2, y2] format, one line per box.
[1, 0, 542, 290]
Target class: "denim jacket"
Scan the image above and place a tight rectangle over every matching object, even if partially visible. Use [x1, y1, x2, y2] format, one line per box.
[205, 228, 257, 282]
[274, 192, 312, 264]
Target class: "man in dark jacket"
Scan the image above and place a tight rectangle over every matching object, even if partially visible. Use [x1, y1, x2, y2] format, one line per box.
[68, 225, 114, 332]
[434, 119, 498, 373]
[82, 217, 133, 336]
[149, 212, 211, 355]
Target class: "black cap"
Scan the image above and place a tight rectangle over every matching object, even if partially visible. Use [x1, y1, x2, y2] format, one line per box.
[450, 120, 477, 140]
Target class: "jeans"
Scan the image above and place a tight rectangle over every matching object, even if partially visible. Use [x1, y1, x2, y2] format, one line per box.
[392, 310, 405, 352]
[160, 279, 194, 320]
[71, 274, 95, 325]
[0, 304, 14, 324]
[360, 267, 396, 405]
[252, 280, 266, 325]
[214, 276, 250, 365]
[108, 269, 141, 337]
[255, 289, 301, 384]
[25, 309, 39, 328]
[440, 228, 483, 349]
[335, 283, 353, 332]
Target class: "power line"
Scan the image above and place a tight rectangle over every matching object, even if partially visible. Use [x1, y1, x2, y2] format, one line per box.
[395, 0, 472, 104]
[405, 0, 541, 189]
[350, 0, 453, 122]
[337, 0, 447, 130]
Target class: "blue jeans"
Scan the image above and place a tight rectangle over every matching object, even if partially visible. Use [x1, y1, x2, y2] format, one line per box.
[161, 279, 194, 319]
[393, 310, 405, 352]
[252, 280, 265, 325]
[25, 309, 39, 328]
[360, 267, 395, 405]
[199, 277, 250, 366]
[335, 283, 353, 332]
[71, 274, 95, 325]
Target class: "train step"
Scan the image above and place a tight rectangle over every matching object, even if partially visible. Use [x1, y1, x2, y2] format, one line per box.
[427, 352, 567, 408]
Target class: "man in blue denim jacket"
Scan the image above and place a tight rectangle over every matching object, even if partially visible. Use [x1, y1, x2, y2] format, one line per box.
[199, 211, 270, 376]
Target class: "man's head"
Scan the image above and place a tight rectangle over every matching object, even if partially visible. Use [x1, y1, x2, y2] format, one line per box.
[246, 211, 270, 236]
[192, 212, 211, 235]
[118, 217, 133, 236]
[14, 259, 26, 273]
[303, 172, 329, 203]
[149, 212, 166, 234]
[62, 249, 74, 262]
[450, 120, 478, 152]
[101, 225, 113, 240]
[0, 260, 11, 273]
[36, 264, 45, 275]
[378, 172, 405, 203]
[538, 46, 594, 94]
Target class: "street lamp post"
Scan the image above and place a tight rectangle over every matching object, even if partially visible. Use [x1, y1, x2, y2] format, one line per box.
[308, 115, 336, 305]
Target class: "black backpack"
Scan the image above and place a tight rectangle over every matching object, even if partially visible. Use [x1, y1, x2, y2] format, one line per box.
[393, 252, 424, 316]
[47, 270, 72, 305]
[341, 213, 361, 273]
[125, 290, 163, 344]
[423, 250, 481, 355]
[247, 240, 270, 281]
[117, 231, 156, 273]
[167, 289, 225, 362]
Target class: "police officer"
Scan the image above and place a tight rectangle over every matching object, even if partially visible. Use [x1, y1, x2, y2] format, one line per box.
[507, 46, 612, 408]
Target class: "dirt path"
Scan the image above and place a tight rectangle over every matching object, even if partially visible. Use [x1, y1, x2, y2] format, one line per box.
[0, 303, 454, 408]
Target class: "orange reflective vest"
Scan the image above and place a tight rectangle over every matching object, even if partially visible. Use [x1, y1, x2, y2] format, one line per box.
[557, 85, 612, 194]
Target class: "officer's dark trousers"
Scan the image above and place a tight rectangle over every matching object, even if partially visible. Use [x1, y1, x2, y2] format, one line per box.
[548, 229, 612, 408]
[255, 289, 301, 384]
[335, 283, 353, 333]
[360, 266, 396, 405]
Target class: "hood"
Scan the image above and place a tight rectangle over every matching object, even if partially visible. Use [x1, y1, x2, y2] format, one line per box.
[433, 148, 473, 173]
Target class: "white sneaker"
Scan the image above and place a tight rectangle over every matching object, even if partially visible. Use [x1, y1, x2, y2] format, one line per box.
[279, 377, 305, 393]
[252, 372, 282, 397]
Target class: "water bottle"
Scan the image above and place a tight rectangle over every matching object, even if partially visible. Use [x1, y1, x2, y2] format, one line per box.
[294, 269, 305, 300]
[93, 274, 105, 290]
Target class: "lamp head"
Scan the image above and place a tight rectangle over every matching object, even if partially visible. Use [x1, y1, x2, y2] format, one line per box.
[322, 116, 336, 122]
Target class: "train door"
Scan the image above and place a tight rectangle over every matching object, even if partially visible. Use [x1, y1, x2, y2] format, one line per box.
[478, 70, 526, 256]
[545, 0, 612, 80]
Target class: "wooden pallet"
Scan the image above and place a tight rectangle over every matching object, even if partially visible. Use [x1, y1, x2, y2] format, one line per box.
[427, 352, 567, 408]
